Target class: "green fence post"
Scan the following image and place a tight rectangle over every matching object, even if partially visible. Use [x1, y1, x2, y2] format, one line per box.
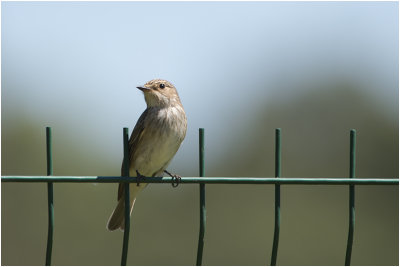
[345, 129, 356, 265]
[45, 127, 54, 266]
[121, 128, 131, 266]
[196, 128, 206, 265]
[271, 128, 281, 265]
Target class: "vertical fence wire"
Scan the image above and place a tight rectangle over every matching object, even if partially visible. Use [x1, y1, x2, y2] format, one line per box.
[271, 128, 281, 266]
[45, 127, 54, 266]
[345, 129, 356, 265]
[121, 128, 131, 266]
[7, 126, 371, 266]
[196, 128, 206, 266]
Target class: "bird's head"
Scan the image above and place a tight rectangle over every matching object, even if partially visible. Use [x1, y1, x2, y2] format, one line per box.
[137, 79, 181, 108]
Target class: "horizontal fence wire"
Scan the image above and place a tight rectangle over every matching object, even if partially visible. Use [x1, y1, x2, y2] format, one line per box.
[2, 176, 397, 185]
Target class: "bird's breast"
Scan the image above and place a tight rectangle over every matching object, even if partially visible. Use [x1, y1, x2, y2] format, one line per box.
[132, 106, 187, 176]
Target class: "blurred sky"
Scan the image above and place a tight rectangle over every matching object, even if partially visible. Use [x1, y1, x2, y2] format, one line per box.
[1, 1, 398, 265]
[2, 1, 398, 176]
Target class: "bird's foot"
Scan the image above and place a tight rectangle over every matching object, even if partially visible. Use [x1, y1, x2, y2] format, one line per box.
[164, 170, 181, 188]
[136, 170, 145, 186]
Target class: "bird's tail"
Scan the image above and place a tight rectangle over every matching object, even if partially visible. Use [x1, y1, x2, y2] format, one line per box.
[107, 183, 146, 231]
[106, 197, 135, 231]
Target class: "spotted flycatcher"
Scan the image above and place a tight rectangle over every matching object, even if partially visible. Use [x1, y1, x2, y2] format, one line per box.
[107, 79, 187, 231]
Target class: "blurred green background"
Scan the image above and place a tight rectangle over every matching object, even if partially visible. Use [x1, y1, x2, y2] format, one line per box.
[2, 1, 398, 266]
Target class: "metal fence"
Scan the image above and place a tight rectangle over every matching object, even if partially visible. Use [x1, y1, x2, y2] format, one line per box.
[1, 127, 398, 266]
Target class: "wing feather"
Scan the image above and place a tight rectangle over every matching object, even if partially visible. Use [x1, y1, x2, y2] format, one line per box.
[117, 109, 150, 200]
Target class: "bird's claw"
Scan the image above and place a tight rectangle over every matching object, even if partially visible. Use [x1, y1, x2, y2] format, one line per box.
[136, 170, 145, 186]
[164, 170, 181, 188]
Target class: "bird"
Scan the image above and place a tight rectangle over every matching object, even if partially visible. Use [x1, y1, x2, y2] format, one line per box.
[107, 79, 187, 231]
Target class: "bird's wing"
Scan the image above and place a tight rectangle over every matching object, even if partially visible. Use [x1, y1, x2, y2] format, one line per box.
[117, 108, 149, 201]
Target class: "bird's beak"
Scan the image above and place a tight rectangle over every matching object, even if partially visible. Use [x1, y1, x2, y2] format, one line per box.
[137, 86, 151, 91]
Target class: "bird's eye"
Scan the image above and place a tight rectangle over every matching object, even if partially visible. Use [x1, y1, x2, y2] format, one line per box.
[159, 83, 165, 89]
